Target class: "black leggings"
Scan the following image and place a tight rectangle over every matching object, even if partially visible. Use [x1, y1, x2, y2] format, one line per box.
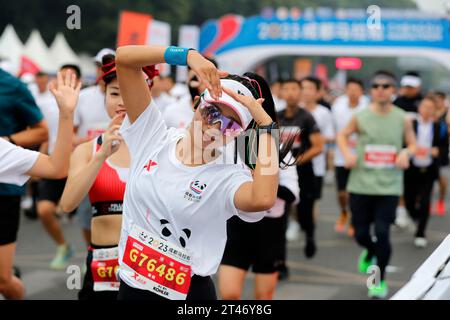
[404, 166, 436, 238]
[117, 275, 217, 300]
[350, 194, 398, 280]
[297, 164, 316, 239]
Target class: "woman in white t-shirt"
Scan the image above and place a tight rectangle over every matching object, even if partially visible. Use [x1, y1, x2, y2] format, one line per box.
[114, 45, 290, 300]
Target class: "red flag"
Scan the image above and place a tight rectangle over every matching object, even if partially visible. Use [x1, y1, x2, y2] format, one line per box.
[19, 56, 41, 77]
[117, 11, 152, 47]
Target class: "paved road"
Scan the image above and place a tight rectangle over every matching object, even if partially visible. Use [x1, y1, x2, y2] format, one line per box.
[10, 172, 450, 300]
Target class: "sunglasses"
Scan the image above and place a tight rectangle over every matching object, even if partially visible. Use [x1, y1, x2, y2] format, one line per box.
[198, 98, 243, 137]
[371, 83, 393, 89]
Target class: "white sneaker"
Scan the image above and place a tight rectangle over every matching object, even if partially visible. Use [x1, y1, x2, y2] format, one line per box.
[286, 219, 301, 242]
[21, 196, 33, 210]
[395, 207, 412, 229]
[414, 237, 428, 248]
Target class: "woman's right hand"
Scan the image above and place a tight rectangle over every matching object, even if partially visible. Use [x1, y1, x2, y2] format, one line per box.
[187, 50, 227, 100]
[95, 115, 124, 161]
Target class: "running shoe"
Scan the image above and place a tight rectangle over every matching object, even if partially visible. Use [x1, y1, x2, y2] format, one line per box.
[50, 244, 74, 270]
[13, 266, 21, 279]
[334, 212, 348, 233]
[358, 249, 375, 274]
[395, 206, 413, 229]
[286, 219, 301, 242]
[414, 237, 428, 248]
[368, 280, 388, 299]
[435, 200, 446, 216]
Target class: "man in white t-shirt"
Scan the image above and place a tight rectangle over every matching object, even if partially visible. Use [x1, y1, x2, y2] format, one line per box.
[271, 80, 287, 112]
[332, 79, 368, 235]
[300, 76, 334, 204]
[150, 76, 177, 113]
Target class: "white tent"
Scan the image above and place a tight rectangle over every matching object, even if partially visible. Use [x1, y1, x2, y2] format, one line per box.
[23, 29, 53, 73]
[78, 53, 97, 82]
[49, 33, 80, 69]
[0, 25, 24, 75]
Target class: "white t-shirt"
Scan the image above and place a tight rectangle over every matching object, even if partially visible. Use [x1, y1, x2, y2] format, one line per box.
[0, 139, 39, 185]
[413, 117, 433, 168]
[75, 85, 110, 139]
[152, 92, 176, 113]
[34, 90, 55, 152]
[118, 102, 263, 288]
[332, 95, 368, 167]
[308, 105, 334, 177]
[161, 96, 194, 129]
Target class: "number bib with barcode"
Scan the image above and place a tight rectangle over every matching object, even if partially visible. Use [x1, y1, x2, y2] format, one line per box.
[122, 225, 192, 300]
[364, 144, 397, 169]
[91, 247, 120, 292]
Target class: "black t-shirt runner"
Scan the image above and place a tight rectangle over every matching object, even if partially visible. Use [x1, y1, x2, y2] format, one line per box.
[277, 108, 320, 159]
[393, 94, 423, 114]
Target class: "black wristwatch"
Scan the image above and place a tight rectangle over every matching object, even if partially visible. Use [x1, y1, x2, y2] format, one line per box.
[257, 122, 278, 136]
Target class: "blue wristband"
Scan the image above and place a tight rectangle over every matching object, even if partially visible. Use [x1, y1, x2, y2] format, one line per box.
[164, 46, 191, 66]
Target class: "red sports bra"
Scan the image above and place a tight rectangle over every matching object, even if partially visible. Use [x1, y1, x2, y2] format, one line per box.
[88, 135, 128, 217]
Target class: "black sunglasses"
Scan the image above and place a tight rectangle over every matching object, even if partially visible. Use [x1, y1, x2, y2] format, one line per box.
[371, 83, 392, 89]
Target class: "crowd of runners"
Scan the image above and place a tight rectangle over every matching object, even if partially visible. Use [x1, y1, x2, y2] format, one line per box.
[0, 45, 449, 300]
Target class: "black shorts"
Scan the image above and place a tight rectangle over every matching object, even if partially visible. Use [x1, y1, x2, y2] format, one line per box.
[221, 215, 285, 274]
[313, 176, 324, 200]
[78, 245, 119, 301]
[118, 276, 217, 300]
[37, 178, 67, 203]
[0, 196, 21, 245]
[335, 166, 350, 192]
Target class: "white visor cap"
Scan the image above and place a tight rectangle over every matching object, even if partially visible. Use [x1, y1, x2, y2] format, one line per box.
[203, 79, 255, 129]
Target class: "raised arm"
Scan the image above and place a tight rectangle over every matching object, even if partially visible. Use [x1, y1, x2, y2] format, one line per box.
[27, 71, 80, 179]
[116, 45, 225, 123]
[60, 117, 124, 213]
[223, 87, 280, 212]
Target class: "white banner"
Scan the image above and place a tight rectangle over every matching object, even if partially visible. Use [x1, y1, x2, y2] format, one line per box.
[147, 20, 171, 76]
[176, 25, 200, 82]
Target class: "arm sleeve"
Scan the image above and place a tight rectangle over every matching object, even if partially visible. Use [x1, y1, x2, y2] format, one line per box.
[224, 168, 266, 223]
[120, 100, 168, 170]
[0, 139, 39, 185]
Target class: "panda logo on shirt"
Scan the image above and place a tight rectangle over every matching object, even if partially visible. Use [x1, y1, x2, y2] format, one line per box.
[184, 180, 208, 202]
[160, 219, 191, 248]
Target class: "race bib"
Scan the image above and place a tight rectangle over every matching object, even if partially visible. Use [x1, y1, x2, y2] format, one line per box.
[413, 146, 432, 167]
[91, 247, 120, 292]
[364, 145, 397, 169]
[87, 128, 106, 140]
[122, 225, 192, 300]
[281, 126, 301, 150]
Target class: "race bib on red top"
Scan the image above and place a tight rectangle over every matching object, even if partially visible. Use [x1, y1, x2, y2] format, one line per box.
[87, 128, 106, 140]
[364, 144, 397, 169]
[91, 247, 120, 292]
[122, 225, 192, 300]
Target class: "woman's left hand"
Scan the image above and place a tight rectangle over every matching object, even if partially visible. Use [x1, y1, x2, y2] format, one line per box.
[222, 87, 272, 126]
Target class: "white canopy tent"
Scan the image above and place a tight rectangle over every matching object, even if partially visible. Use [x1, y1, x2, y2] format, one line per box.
[49, 33, 80, 68]
[23, 29, 53, 73]
[0, 25, 24, 75]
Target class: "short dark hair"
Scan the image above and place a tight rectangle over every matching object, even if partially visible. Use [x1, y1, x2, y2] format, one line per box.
[433, 91, 446, 99]
[404, 71, 421, 78]
[346, 77, 364, 90]
[60, 64, 81, 79]
[36, 71, 48, 77]
[300, 76, 322, 91]
[281, 78, 301, 87]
